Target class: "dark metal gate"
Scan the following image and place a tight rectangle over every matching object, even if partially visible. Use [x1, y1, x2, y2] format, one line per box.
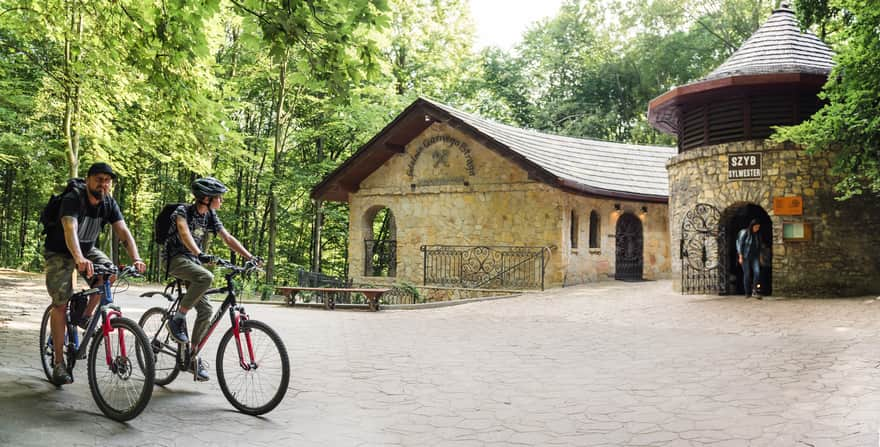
[615, 213, 643, 281]
[680, 203, 728, 294]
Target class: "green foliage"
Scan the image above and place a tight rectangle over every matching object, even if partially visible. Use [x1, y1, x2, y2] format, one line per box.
[394, 280, 421, 302]
[469, 0, 774, 145]
[773, 0, 880, 199]
[6, 0, 865, 282]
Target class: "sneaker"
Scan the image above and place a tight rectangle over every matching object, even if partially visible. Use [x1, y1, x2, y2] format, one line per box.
[52, 363, 73, 385]
[193, 358, 210, 382]
[167, 317, 190, 344]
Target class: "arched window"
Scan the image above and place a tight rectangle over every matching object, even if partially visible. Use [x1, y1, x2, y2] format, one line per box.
[570, 210, 579, 249]
[589, 210, 600, 248]
[363, 206, 397, 277]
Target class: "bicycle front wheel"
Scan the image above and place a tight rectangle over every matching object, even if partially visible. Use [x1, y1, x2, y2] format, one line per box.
[87, 317, 155, 421]
[216, 319, 290, 415]
[38, 305, 55, 382]
[138, 306, 180, 386]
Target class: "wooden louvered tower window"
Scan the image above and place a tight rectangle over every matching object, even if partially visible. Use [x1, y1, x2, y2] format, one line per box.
[678, 92, 824, 152]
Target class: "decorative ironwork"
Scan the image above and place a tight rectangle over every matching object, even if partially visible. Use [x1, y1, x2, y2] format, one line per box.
[615, 213, 644, 280]
[680, 203, 728, 294]
[421, 245, 548, 290]
[364, 240, 397, 277]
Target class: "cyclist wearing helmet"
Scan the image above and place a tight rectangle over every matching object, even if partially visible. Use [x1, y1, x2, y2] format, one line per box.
[163, 176, 258, 381]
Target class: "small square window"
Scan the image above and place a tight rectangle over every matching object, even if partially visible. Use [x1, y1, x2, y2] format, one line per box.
[783, 222, 811, 241]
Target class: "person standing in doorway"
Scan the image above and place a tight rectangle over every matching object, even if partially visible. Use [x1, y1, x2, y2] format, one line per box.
[736, 219, 762, 298]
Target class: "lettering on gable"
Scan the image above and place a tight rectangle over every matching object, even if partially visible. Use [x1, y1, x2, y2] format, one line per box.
[407, 135, 476, 178]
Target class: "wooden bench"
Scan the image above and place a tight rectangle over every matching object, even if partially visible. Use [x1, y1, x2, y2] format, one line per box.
[276, 286, 391, 312]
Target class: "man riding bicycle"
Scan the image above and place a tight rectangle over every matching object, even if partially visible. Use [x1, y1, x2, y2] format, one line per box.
[44, 162, 147, 385]
[163, 177, 259, 381]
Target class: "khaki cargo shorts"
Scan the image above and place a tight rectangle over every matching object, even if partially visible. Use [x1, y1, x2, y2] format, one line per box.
[44, 248, 112, 306]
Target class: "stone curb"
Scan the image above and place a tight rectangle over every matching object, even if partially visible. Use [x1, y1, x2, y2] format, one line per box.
[243, 293, 524, 311]
[382, 293, 523, 310]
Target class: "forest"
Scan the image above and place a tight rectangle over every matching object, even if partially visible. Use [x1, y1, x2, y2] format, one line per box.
[0, 0, 874, 287]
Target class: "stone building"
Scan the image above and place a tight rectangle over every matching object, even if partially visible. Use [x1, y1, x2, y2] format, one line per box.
[313, 98, 675, 289]
[648, 4, 880, 297]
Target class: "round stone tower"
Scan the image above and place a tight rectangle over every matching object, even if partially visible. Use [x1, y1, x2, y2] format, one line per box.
[648, 4, 880, 297]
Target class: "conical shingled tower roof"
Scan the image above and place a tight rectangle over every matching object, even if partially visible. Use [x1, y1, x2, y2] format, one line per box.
[648, 3, 835, 139]
[703, 3, 834, 81]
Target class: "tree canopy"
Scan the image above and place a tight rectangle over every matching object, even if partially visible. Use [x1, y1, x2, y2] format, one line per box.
[3, 0, 862, 286]
[773, 0, 880, 199]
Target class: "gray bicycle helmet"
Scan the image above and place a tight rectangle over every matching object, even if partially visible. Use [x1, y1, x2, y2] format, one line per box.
[191, 177, 229, 199]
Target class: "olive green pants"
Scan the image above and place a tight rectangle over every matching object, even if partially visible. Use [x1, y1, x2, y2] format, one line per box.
[167, 255, 214, 346]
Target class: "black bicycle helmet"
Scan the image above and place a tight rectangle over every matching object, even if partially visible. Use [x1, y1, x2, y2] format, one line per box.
[191, 177, 229, 199]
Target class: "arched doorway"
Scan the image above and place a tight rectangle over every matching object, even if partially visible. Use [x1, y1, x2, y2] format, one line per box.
[615, 212, 643, 281]
[721, 203, 772, 296]
[363, 206, 397, 277]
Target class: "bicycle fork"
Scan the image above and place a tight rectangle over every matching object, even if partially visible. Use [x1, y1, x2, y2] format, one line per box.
[232, 311, 257, 371]
[101, 308, 127, 372]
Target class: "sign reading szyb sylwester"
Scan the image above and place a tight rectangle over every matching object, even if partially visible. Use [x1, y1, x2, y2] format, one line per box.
[728, 153, 762, 180]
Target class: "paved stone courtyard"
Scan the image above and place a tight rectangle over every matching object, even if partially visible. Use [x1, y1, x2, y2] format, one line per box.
[2, 270, 880, 446]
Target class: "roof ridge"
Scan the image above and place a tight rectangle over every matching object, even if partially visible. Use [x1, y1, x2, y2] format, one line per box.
[419, 97, 675, 198]
[421, 97, 673, 150]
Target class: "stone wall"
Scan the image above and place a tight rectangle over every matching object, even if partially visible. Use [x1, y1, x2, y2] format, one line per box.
[349, 122, 565, 286]
[668, 140, 880, 296]
[347, 122, 672, 288]
[557, 192, 670, 285]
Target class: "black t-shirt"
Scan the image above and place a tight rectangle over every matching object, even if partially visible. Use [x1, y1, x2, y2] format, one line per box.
[44, 189, 123, 256]
[164, 204, 224, 260]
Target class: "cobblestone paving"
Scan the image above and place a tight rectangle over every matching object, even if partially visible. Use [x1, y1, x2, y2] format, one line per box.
[2, 270, 880, 446]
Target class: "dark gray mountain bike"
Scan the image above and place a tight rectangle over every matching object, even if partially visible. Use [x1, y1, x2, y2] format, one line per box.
[138, 258, 290, 416]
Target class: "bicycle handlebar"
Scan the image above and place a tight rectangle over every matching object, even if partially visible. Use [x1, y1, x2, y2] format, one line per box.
[214, 258, 264, 277]
[90, 263, 142, 280]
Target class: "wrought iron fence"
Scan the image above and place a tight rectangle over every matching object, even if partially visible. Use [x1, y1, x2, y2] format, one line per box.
[364, 239, 397, 277]
[420, 245, 549, 290]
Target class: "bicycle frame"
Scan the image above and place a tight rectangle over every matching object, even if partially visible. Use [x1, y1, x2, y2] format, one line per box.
[154, 263, 260, 373]
[57, 269, 132, 372]
[190, 274, 255, 370]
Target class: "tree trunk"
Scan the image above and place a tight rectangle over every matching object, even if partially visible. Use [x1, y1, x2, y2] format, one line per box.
[311, 138, 324, 273]
[1, 167, 13, 264]
[266, 54, 288, 285]
[64, 4, 83, 178]
[18, 192, 29, 260]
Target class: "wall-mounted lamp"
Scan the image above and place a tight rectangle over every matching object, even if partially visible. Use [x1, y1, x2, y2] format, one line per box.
[424, 114, 433, 122]
[613, 203, 621, 211]
[641, 206, 648, 213]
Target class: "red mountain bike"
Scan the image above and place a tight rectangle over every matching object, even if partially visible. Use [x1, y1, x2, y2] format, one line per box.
[138, 258, 290, 415]
[38, 264, 155, 421]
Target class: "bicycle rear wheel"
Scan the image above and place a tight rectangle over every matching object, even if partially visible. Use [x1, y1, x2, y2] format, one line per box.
[138, 307, 180, 386]
[87, 317, 154, 422]
[216, 319, 290, 415]
[38, 305, 55, 382]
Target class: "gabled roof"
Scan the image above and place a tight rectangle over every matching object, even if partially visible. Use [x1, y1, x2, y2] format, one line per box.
[703, 4, 834, 81]
[312, 98, 675, 203]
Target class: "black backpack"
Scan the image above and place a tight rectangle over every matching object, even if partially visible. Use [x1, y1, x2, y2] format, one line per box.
[154, 203, 218, 244]
[154, 203, 189, 244]
[40, 178, 86, 234]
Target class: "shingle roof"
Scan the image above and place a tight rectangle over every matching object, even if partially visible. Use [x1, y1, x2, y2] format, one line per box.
[703, 4, 834, 81]
[424, 98, 676, 199]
